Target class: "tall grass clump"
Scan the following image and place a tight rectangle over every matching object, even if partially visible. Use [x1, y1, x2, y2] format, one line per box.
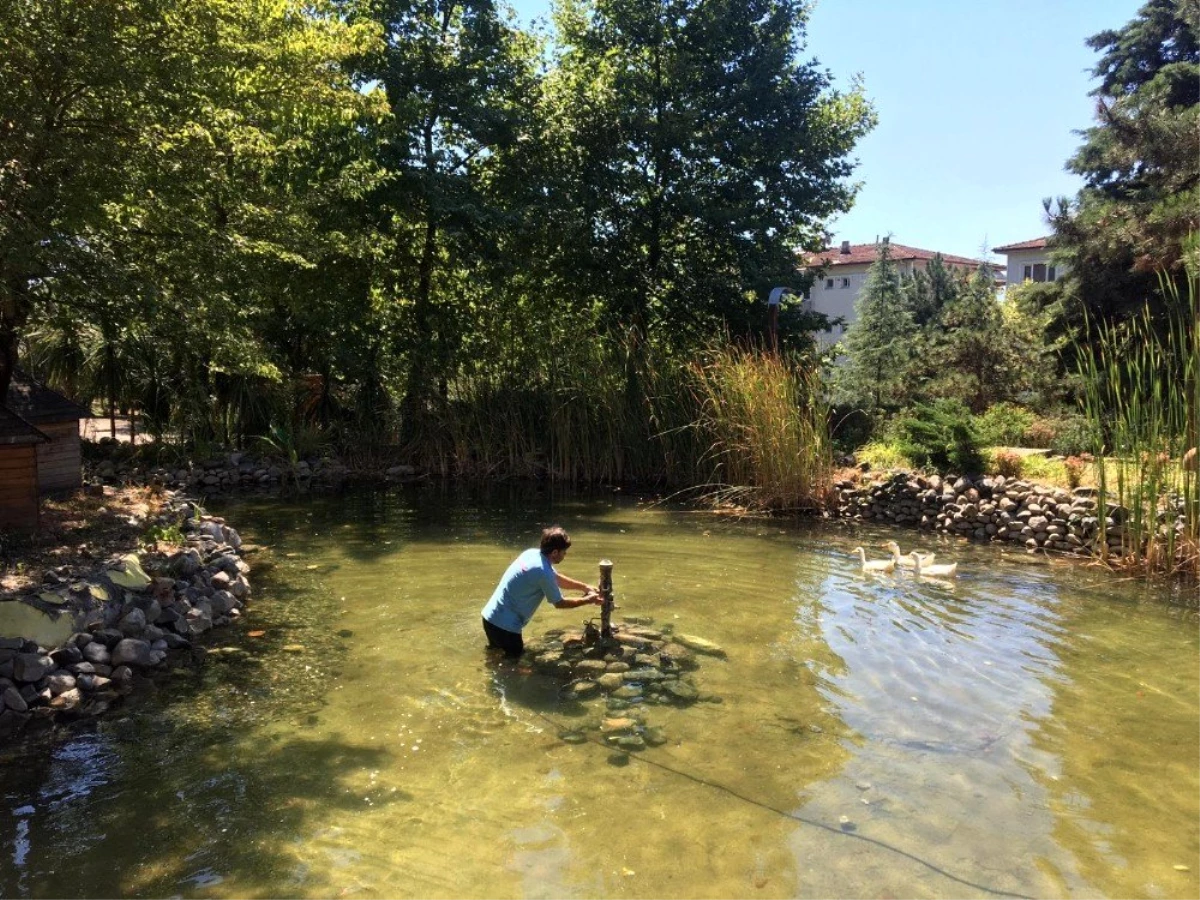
[406, 317, 834, 512]
[1076, 271, 1198, 581]
[687, 343, 832, 512]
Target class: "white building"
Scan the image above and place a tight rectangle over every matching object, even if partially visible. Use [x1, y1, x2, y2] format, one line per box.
[992, 236, 1066, 285]
[800, 239, 988, 344]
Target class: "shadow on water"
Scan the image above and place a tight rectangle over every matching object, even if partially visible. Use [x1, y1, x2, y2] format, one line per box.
[217, 480, 697, 568]
[0, 554, 402, 899]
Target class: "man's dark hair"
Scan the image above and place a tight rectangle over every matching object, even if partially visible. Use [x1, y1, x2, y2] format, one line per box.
[540, 526, 571, 555]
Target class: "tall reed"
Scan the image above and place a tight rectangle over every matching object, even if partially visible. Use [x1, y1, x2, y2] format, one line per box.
[1076, 272, 1198, 581]
[413, 331, 833, 512]
[686, 342, 833, 512]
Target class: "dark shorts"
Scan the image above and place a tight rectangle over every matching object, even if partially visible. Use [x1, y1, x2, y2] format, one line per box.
[482, 617, 524, 658]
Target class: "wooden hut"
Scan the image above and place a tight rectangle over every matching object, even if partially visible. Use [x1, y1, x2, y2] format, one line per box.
[6, 371, 90, 493]
[0, 408, 49, 530]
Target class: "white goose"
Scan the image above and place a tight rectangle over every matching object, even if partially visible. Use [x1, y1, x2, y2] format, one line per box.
[909, 552, 958, 578]
[885, 541, 936, 569]
[851, 546, 895, 573]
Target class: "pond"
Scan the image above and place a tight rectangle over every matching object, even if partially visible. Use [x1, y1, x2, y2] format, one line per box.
[2, 484, 1197, 899]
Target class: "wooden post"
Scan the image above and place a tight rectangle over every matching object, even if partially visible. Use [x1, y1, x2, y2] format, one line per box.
[598, 559, 614, 639]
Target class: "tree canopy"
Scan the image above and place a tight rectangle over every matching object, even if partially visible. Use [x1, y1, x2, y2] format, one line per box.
[1048, 0, 1199, 327]
[5, 0, 876, 454]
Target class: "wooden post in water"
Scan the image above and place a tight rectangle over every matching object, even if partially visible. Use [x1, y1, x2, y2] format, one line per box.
[598, 559, 614, 640]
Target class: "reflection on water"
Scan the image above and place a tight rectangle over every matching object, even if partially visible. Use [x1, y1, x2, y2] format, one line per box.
[1, 483, 1196, 899]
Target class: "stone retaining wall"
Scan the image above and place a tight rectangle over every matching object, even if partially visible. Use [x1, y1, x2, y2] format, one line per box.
[89, 452, 360, 491]
[832, 470, 1186, 557]
[0, 496, 250, 742]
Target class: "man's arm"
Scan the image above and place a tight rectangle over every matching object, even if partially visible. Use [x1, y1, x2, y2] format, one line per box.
[554, 594, 603, 609]
[555, 571, 595, 594]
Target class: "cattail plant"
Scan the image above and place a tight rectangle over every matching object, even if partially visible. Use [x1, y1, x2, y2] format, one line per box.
[1076, 271, 1198, 581]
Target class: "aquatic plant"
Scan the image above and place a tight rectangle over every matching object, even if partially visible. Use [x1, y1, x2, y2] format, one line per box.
[686, 342, 833, 512]
[406, 331, 833, 512]
[1075, 270, 1198, 581]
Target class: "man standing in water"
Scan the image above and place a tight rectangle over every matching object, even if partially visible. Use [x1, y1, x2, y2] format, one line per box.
[482, 526, 600, 659]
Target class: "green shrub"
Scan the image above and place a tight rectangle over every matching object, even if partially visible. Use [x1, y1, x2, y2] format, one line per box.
[1049, 415, 1098, 457]
[893, 399, 984, 474]
[1022, 417, 1058, 447]
[990, 448, 1024, 478]
[855, 440, 916, 472]
[975, 402, 1035, 447]
[141, 522, 185, 547]
[830, 406, 876, 454]
[1063, 455, 1089, 490]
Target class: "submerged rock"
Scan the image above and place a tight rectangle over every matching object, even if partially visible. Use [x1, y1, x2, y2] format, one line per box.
[672, 634, 726, 657]
[526, 617, 722, 754]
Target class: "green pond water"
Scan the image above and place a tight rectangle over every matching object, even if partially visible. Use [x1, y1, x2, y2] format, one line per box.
[1, 484, 1197, 899]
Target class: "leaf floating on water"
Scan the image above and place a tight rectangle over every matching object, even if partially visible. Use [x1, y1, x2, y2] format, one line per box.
[306, 565, 319, 570]
[38, 592, 68, 606]
[1175, 865, 1191, 872]
[282, 644, 305, 652]
[248, 630, 266, 638]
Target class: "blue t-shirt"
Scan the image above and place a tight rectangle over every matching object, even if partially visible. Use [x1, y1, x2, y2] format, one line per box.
[481, 548, 564, 634]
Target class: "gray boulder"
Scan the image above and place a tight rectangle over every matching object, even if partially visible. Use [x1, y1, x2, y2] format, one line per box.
[13, 653, 55, 684]
[111, 639, 153, 668]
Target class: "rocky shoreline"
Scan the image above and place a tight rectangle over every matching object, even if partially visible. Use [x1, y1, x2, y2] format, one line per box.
[87, 449, 417, 492]
[832, 470, 1189, 558]
[0, 495, 250, 743]
[83, 448, 1181, 562]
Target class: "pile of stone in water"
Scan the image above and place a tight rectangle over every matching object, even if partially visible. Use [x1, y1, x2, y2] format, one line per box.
[523, 617, 726, 757]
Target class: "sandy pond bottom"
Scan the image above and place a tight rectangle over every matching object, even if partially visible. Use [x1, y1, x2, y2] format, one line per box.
[1, 484, 1197, 899]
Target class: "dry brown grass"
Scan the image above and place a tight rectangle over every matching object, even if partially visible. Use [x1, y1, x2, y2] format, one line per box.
[0, 485, 169, 593]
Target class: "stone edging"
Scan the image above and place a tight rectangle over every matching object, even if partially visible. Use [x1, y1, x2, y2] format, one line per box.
[87, 452, 420, 491]
[830, 470, 1184, 557]
[0, 495, 250, 743]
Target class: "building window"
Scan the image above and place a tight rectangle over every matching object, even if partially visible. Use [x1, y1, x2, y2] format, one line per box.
[825, 278, 834, 289]
[840, 277, 851, 288]
[1024, 263, 1053, 282]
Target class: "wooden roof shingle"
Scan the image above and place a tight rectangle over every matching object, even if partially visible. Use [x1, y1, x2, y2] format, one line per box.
[6, 370, 90, 424]
[0, 407, 50, 446]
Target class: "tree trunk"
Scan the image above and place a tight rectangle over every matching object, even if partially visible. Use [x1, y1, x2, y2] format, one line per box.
[0, 274, 28, 406]
[400, 107, 442, 449]
[400, 203, 439, 447]
[0, 320, 17, 407]
[108, 341, 117, 441]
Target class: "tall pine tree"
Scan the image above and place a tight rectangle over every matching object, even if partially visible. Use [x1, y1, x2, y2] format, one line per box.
[834, 240, 916, 415]
[1048, 0, 1199, 328]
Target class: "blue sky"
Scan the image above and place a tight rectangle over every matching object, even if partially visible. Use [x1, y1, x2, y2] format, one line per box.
[506, 0, 1144, 262]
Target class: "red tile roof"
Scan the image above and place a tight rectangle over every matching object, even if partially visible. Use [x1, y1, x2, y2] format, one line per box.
[992, 237, 1049, 252]
[801, 242, 987, 269]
